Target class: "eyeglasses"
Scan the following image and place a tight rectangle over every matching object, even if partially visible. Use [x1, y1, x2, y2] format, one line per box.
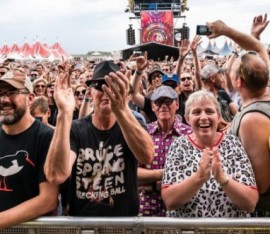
[30, 74, 38, 77]
[238, 51, 258, 80]
[181, 77, 192, 82]
[0, 89, 30, 98]
[154, 98, 175, 107]
[90, 81, 108, 92]
[74, 89, 86, 96]
[35, 85, 46, 89]
[162, 69, 169, 72]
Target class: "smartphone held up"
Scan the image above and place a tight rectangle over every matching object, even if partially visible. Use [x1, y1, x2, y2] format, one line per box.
[196, 25, 212, 36]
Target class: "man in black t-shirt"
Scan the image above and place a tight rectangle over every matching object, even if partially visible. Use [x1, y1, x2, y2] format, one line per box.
[0, 70, 58, 228]
[45, 61, 154, 216]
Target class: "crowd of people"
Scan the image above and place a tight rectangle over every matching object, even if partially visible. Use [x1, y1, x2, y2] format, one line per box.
[0, 14, 270, 228]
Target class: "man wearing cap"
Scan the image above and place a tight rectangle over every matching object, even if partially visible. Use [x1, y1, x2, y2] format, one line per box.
[45, 60, 154, 216]
[138, 85, 192, 217]
[0, 70, 58, 228]
[201, 63, 238, 123]
[207, 19, 270, 216]
[131, 55, 185, 123]
[147, 68, 164, 92]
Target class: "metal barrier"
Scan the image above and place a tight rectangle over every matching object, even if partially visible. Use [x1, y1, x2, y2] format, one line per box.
[2, 217, 270, 234]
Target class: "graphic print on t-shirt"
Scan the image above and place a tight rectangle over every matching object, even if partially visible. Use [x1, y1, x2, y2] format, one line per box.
[76, 141, 126, 205]
[0, 150, 35, 191]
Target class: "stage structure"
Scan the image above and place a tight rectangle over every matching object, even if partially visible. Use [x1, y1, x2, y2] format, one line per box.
[125, 0, 190, 47]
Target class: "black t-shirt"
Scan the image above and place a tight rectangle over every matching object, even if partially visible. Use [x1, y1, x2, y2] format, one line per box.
[0, 120, 53, 211]
[68, 115, 139, 216]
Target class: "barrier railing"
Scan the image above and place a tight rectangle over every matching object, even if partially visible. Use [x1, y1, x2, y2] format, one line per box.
[2, 217, 270, 234]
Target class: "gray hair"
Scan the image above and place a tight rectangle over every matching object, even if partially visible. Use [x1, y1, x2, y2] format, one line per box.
[185, 90, 221, 119]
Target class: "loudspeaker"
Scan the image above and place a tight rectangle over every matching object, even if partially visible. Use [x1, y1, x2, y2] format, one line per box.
[127, 25, 136, 45]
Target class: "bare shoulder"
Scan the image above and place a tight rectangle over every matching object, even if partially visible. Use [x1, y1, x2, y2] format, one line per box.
[239, 111, 270, 140]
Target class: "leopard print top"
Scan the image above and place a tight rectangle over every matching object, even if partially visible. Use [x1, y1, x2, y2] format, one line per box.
[162, 133, 256, 217]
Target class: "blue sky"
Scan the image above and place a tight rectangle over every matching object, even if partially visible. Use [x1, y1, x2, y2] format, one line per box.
[0, 0, 269, 55]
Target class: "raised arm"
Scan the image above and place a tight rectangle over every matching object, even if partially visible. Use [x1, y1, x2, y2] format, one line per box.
[207, 20, 270, 64]
[45, 65, 77, 184]
[175, 39, 190, 78]
[104, 71, 154, 164]
[130, 52, 148, 109]
[190, 35, 203, 91]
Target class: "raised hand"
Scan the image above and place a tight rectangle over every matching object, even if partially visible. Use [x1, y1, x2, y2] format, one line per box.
[178, 39, 190, 59]
[53, 63, 75, 114]
[103, 71, 130, 114]
[207, 20, 227, 39]
[190, 35, 202, 52]
[251, 13, 269, 39]
[136, 51, 149, 72]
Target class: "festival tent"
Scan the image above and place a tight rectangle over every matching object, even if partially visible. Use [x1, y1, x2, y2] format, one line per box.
[0, 41, 71, 60]
[50, 42, 70, 59]
[0, 44, 10, 56]
[219, 40, 233, 56]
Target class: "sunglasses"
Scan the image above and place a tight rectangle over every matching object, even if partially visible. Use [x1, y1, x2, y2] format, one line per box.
[31, 74, 38, 77]
[90, 81, 108, 92]
[74, 89, 86, 96]
[180, 77, 192, 82]
[154, 98, 175, 107]
[35, 85, 46, 89]
[162, 69, 169, 72]
[47, 84, 55, 88]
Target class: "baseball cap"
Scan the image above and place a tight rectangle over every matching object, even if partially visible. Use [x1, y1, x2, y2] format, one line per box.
[161, 74, 179, 84]
[151, 85, 178, 102]
[148, 68, 164, 84]
[201, 64, 222, 81]
[0, 70, 33, 93]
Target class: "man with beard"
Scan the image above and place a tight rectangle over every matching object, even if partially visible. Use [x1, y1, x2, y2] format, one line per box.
[0, 70, 58, 228]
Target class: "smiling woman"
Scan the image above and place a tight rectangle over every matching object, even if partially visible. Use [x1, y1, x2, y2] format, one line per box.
[161, 89, 259, 217]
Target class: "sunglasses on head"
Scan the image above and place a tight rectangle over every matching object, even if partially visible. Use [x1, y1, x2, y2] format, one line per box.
[180, 76, 192, 82]
[74, 89, 86, 96]
[90, 81, 108, 92]
[154, 98, 175, 107]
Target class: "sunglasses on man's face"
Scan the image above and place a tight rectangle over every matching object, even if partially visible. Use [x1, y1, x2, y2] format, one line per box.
[154, 98, 175, 107]
[90, 81, 108, 92]
[74, 89, 86, 96]
[180, 76, 192, 82]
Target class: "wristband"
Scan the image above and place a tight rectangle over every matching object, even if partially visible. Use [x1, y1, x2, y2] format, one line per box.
[220, 174, 230, 187]
[135, 70, 143, 76]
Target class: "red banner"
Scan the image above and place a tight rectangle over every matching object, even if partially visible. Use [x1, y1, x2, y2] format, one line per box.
[141, 11, 173, 46]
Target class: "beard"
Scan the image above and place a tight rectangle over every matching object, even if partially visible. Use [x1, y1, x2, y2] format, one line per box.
[0, 103, 27, 125]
